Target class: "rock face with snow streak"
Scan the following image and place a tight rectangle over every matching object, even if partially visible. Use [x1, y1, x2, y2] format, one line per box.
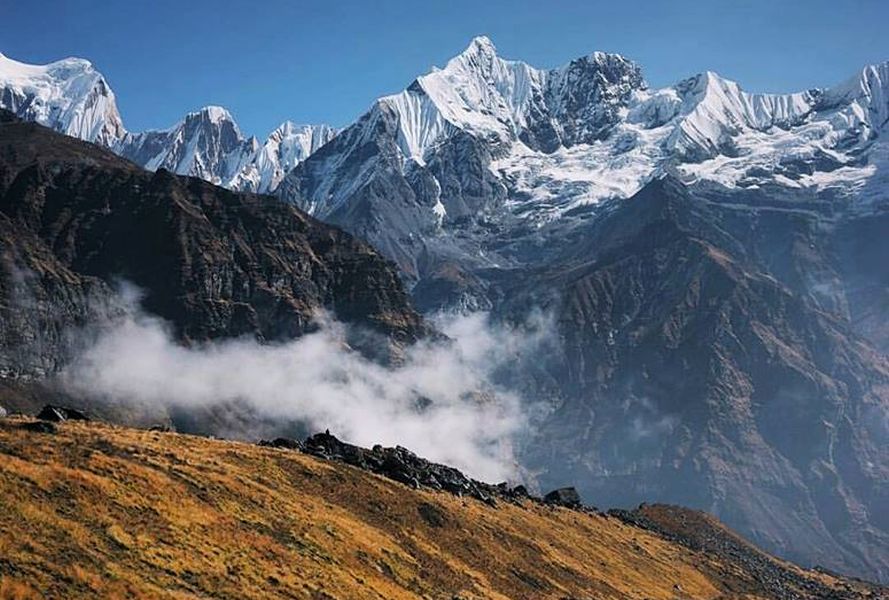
[0, 55, 335, 193]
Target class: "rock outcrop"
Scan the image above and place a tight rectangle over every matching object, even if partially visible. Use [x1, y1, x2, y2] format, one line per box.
[544, 487, 583, 508]
[280, 431, 532, 506]
[36, 405, 89, 422]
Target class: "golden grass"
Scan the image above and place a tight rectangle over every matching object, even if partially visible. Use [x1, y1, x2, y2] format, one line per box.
[0, 418, 865, 599]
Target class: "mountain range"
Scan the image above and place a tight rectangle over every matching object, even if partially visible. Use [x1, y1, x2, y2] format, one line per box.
[0, 52, 335, 193]
[1, 38, 887, 582]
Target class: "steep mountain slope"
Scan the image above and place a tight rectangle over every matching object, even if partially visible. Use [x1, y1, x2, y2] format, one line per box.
[500, 178, 889, 581]
[0, 111, 425, 381]
[272, 39, 889, 581]
[0, 54, 336, 193]
[0, 417, 882, 599]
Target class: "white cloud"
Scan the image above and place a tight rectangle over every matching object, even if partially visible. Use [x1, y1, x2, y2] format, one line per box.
[61, 294, 550, 482]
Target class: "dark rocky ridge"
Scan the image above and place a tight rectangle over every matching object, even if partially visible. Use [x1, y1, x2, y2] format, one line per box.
[262, 431, 534, 507]
[0, 110, 428, 382]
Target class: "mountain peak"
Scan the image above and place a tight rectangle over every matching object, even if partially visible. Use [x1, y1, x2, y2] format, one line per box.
[273, 120, 322, 136]
[193, 105, 234, 124]
[447, 35, 504, 76]
[0, 52, 124, 144]
[677, 70, 739, 97]
[462, 35, 498, 58]
[828, 60, 889, 101]
[275, 120, 299, 134]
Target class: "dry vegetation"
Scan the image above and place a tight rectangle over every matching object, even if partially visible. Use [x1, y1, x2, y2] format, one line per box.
[0, 418, 880, 599]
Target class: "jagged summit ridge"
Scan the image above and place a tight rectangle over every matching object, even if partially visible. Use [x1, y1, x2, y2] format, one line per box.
[282, 38, 888, 237]
[3, 41, 885, 207]
[381, 36, 645, 163]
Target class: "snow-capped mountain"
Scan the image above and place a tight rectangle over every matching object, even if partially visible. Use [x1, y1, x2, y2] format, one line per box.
[229, 120, 337, 192]
[115, 108, 336, 191]
[0, 54, 335, 193]
[0, 52, 125, 145]
[115, 106, 255, 187]
[281, 36, 888, 242]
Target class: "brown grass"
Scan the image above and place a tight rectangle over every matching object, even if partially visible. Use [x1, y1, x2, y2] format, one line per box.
[0, 418, 867, 599]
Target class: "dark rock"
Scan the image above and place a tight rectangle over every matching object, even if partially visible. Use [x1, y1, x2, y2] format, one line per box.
[496, 481, 532, 501]
[302, 431, 502, 506]
[36, 405, 89, 423]
[544, 487, 583, 508]
[149, 424, 174, 433]
[0, 108, 20, 124]
[20, 420, 57, 434]
[258, 437, 304, 451]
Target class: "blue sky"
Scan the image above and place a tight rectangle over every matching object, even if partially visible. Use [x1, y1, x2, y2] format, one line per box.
[2, 0, 887, 137]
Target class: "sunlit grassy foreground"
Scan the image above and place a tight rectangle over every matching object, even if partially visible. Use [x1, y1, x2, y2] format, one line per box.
[0, 418, 869, 599]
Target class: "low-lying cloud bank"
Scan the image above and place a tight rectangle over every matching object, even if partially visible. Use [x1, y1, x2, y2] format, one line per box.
[60, 291, 551, 482]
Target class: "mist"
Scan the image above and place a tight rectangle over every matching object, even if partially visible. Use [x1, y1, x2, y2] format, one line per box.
[59, 290, 551, 482]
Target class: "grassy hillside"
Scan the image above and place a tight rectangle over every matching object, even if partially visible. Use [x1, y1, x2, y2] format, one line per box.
[0, 417, 880, 599]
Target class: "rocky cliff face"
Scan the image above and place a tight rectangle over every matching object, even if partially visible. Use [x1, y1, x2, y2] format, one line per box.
[0, 111, 426, 380]
[498, 178, 889, 580]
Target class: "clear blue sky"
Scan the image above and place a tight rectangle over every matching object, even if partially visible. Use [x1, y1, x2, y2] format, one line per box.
[2, 0, 887, 138]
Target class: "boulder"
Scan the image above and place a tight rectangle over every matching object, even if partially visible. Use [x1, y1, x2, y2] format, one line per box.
[36, 405, 90, 422]
[0, 405, 7, 418]
[302, 432, 500, 505]
[496, 482, 531, 501]
[544, 487, 583, 509]
[258, 437, 304, 451]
